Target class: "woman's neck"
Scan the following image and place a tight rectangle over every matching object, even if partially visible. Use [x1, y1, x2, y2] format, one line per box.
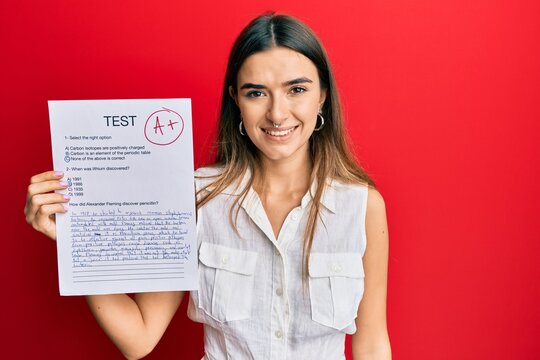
[253, 150, 312, 196]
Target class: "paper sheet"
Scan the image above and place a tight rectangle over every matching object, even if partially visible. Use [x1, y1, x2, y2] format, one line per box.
[48, 99, 197, 295]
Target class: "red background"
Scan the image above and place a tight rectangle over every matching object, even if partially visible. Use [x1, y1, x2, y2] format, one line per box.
[2, 0, 539, 359]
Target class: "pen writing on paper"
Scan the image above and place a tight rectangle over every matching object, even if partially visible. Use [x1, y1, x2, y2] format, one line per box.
[69, 209, 193, 283]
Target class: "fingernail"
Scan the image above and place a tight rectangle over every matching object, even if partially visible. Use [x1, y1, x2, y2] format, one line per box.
[63, 195, 71, 200]
[54, 171, 64, 177]
[63, 205, 69, 212]
[59, 181, 69, 187]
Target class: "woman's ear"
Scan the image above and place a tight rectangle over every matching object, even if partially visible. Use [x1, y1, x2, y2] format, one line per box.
[229, 86, 238, 106]
[319, 88, 327, 109]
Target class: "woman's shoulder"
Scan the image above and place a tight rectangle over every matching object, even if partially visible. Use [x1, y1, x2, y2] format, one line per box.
[194, 165, 225, 191]
[365, 186, 387, 238]
[366, 186, 385, 212]
[329, 178, 371, 197]
[329, 180, 385, 214]
[195, 164, 225, 178]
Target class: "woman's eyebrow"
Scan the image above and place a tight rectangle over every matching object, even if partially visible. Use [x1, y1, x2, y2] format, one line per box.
[283, 77, 313, 86]
[240, 83, 266, 90]
[239, 77, 313, 90]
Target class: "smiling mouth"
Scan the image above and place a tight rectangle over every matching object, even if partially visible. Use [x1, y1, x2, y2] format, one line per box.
[263, 126, 298, 137]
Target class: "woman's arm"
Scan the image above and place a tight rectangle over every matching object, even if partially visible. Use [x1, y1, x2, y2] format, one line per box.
[86, 291, 184, 360]
[25, 171, 185, 359]
[351, 187, 392, 360]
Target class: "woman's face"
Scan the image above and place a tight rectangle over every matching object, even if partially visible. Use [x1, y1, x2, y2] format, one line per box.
[232, 47, 326, 164]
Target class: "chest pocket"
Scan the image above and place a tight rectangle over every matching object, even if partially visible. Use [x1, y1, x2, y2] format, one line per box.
[308, 252, 365, 332]
[198, 242, 258, 322]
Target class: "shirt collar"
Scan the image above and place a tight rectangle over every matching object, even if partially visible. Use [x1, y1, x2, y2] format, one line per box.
[219, 169, 337, 214]
[300, 180, 337, 214]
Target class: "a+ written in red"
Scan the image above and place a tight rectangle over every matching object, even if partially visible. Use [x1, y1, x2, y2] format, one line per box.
[154, 117, 179, 135]
[144, 108, 185, 146]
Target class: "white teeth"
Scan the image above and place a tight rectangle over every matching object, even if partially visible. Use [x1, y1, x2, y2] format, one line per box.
[265, 128, 295, 136]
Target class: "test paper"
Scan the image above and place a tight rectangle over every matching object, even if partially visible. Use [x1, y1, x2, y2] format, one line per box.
[48, 99, 197, 295]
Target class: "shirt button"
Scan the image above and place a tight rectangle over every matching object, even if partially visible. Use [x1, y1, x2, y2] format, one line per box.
[331, 264, 342, 273]
[275, 330, 283, 339]
[221, 256, 229, 265]
[291, 213, 298, 221]
[276, 288, 283, 296]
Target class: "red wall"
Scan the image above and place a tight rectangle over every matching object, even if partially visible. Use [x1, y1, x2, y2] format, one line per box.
[2, 0, 539, 359]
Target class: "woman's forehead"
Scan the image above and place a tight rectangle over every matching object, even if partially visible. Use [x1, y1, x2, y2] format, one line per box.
[237, 47, 319, 85]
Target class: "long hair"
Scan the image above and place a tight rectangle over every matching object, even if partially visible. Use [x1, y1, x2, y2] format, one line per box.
[197, 13, 375, 276]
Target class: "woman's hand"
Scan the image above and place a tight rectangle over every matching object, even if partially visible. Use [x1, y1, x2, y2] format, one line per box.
[24, 170, 70, 240]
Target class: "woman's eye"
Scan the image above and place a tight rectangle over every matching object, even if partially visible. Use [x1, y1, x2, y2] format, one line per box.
[290, 86, 306, 94]
[246, 90, 264, 98]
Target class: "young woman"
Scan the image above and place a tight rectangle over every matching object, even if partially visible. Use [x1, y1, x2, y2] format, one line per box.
[24, 13, 391, 360]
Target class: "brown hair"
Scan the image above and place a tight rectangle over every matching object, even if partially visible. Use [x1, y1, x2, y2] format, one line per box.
[197, 13, 375, 276]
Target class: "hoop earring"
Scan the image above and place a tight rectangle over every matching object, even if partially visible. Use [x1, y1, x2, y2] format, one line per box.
[314, 112, 325, 131]
[239, 120, 245, 136]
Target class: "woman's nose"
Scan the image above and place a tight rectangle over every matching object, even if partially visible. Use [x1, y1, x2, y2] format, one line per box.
[266, 95, 289, 124]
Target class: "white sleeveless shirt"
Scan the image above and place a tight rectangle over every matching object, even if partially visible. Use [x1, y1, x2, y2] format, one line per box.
[188, 167, 368, 360]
